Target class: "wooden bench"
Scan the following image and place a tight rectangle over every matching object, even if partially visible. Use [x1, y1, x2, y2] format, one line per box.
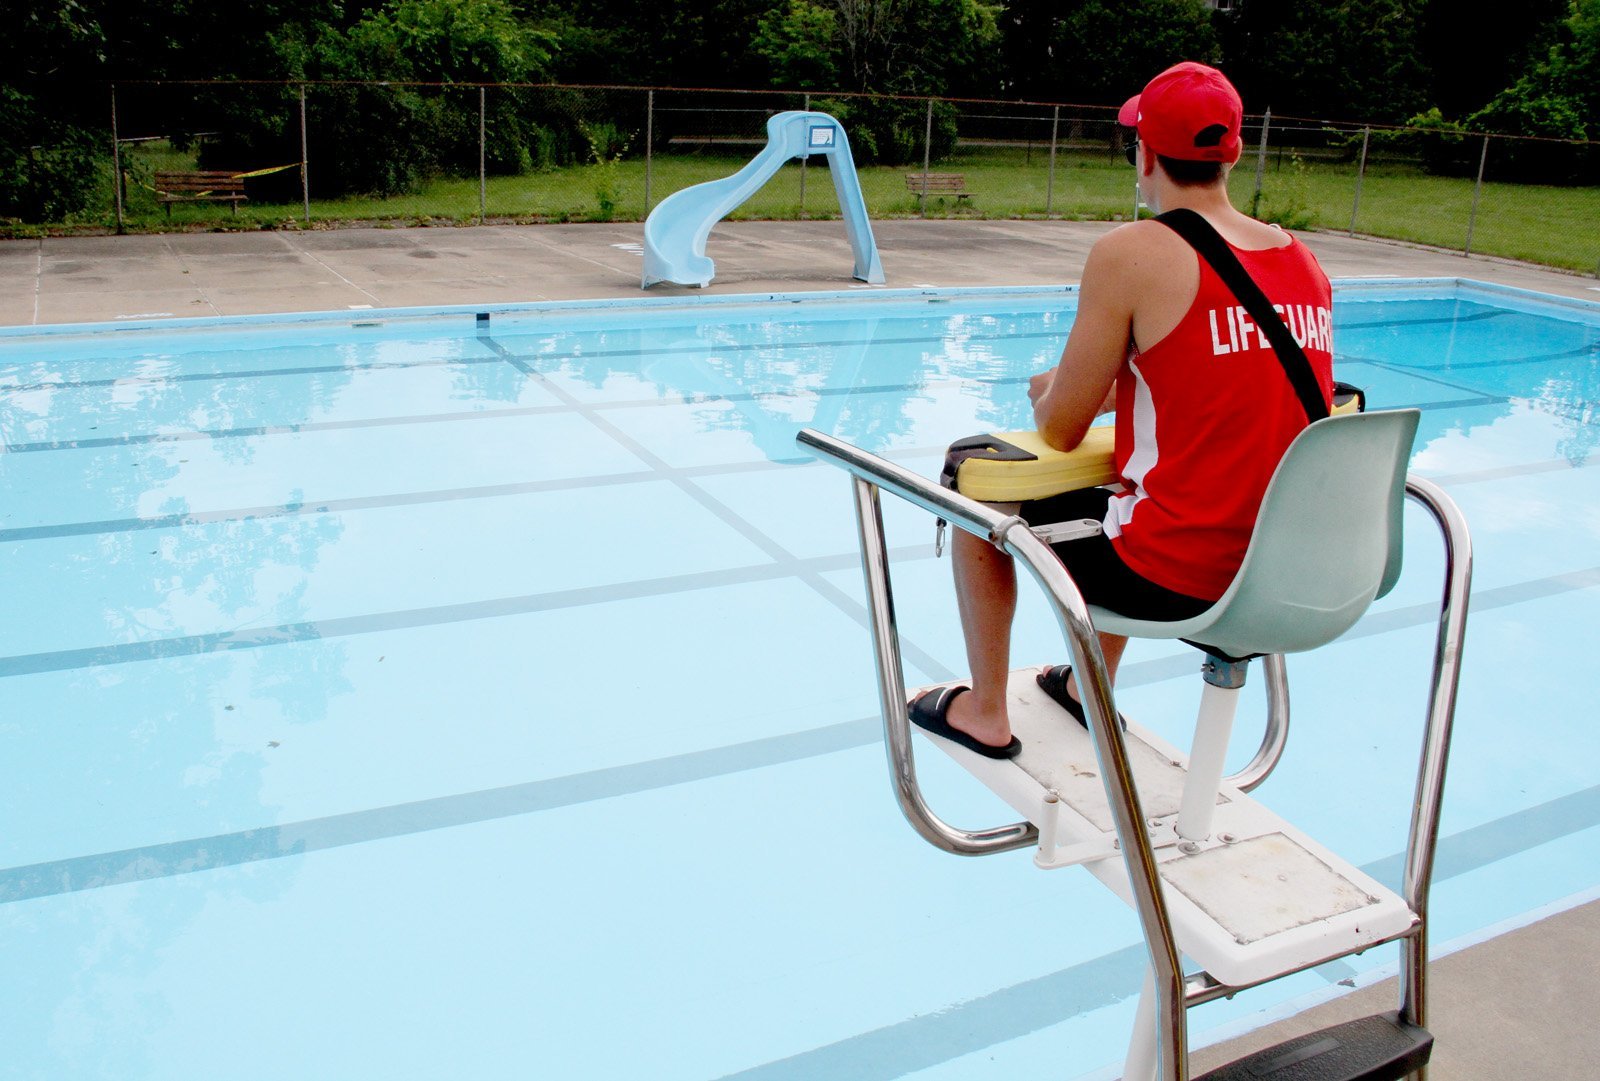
[905, 172, 972, 204]
[154, 171, 248, 218]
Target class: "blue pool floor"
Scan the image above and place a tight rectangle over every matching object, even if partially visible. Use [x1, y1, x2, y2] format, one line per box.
[1, 284, 1598, 1080]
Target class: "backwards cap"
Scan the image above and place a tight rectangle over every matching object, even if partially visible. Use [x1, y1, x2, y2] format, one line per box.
[1118, 61, 1243, 163]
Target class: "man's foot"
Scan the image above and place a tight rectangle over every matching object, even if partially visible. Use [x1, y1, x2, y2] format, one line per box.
[908, 685, 1021, 759]
[1037, 665, 1127, 730]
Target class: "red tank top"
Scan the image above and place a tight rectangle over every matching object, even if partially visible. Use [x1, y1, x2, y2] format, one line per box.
[1103, 231, 1334, 600]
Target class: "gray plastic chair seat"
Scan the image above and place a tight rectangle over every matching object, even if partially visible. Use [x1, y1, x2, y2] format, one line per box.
[1086, 410, 1421, 659]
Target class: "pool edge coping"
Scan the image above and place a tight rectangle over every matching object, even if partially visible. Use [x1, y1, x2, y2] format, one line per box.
[2, 276, 1597, 341]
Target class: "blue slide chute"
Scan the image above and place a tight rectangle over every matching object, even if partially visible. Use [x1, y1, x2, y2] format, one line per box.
[642, 111, 884, 289]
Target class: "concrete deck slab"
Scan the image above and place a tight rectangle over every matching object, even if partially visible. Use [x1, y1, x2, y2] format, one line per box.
[6, 219, 1595, 327]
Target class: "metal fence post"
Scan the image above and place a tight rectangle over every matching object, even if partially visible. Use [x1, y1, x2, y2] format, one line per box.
[1464, 134, 1490, 257]
[110, 84, 125, 234]
[1251, 107, 1271, 218]
[799, 92, 810, 219]
[920, 98, 935, 218]
[1133, 144, 1141, 222]
[478, 86, 487, 224]
[1046, 105, 1059, 219]
[644, 88, 654, 215]
[299, 86, 310, 223]
[1349, 126, 1370, 236]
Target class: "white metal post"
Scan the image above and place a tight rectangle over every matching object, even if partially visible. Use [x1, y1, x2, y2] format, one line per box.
[920, 99, 934, 218]
[1251, 107, 1271, 218]
[1349, 126, 1370, 236]
[1046, 105, 1059, 219]
[1464, 135, 1490, 257]
[478, 86, 487, 224]
[644, 89, 654, 214]
[110, 85, 125, 233]
[300, 86, 310, 223]
[1177, 685, 1242, 841]
[1122, 967, 1161, 1081]
[799, 92, 809, 218]
[476, 87, 483, 225]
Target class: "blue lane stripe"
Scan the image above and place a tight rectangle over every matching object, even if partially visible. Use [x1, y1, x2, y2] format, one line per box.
[0, 328, 1066, 394]
[2, 543, 1593, 679]
[0, 375, 1026, 455]
[1, 402, 570, 453]
[0, 390, 1528, 544]
[4, 764, 1594, 1081]
[0, 354, 498, 393]
[5, 703, 1597, 915]
[0, 467, 681, 542]
[5, 563, 1599, 904]
[0, 717, 880, 905]
[712, 785, 1600, 1081]
[1342, 340, 1599, 372]
[0, 557, 860, 678]
[716, 945, 1151, 1081]
[1338, 309, 1510, 329]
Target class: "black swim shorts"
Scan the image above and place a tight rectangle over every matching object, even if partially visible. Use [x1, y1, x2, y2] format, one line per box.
[1017, 487, 1214, 623]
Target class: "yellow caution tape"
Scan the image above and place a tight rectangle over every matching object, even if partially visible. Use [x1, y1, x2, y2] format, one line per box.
[229, 162, 303, 179]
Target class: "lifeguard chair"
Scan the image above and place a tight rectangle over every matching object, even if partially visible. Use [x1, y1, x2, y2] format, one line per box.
[796, 408, 1471, 1081]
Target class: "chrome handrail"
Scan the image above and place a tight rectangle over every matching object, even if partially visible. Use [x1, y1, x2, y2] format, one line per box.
[798, 427, 1188, 1080]
[1398, 477, 1474, 1047]
[1225, 652, 1291, 793]
[850, 473, 1037, 856]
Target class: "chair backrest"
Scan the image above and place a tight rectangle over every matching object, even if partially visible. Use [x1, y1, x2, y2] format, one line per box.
[1088, 410, 1419, 658]
[1187, 409, 1419, 658]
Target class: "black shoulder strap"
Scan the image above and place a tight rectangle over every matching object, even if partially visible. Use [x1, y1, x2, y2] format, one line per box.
[1154, 208, 1329, 423]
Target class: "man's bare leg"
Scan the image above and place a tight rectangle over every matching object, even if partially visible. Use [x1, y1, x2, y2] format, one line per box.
[943, 529, 1019, 749]
[944, 529, 1132, 747]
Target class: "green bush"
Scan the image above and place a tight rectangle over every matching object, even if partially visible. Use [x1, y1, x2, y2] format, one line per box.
[1362, 109, 1480, 178]
[0, 89, 107, 223]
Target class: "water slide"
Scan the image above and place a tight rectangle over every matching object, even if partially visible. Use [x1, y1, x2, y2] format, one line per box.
[642, 110, 884, 289]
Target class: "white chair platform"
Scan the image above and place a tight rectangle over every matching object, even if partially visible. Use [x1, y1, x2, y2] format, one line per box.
[915, 669, 1418, 989]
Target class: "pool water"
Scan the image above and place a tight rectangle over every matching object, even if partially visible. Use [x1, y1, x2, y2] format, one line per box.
[1, 281, 1596, 1080]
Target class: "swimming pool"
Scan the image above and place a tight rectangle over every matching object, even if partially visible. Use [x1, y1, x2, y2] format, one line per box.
[1, 279, 1596, 1080]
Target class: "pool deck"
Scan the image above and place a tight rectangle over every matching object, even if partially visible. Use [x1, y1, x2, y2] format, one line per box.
[2, 218, 1599, 327]
[2, 218, 1596, 1078]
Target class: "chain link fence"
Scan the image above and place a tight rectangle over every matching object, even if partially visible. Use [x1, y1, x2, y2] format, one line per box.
[23, 81, 1599, 276]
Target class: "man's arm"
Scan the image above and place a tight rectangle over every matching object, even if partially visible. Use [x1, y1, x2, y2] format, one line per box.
[1031, 228, 1143, 451]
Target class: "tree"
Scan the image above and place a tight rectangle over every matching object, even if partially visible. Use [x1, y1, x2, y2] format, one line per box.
[0, 2, 111, 222]
[1043, 0, 1219, 106]
[1419, 0, 1568, 118]
[1217, 0, 1431, 122]
[752, 0, 839, 89]
[1472, 0, 1600, 139]
[530, 0, 775, 89]
[197, 0, 560, 197]
[1466, 0, 1600, 181]
[827, 0, 1000, 96]
[747, 0, 1002, 96]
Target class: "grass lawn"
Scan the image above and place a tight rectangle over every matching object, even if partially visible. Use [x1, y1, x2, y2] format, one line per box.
[72, 141, 1600, 277]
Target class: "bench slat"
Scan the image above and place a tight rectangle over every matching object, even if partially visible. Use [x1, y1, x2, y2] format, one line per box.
[905, 173, 972, 198]
[152, 171, 249, 216]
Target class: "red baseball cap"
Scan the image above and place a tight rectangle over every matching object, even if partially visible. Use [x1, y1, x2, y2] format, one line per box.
[1118, 62, 1243, 162]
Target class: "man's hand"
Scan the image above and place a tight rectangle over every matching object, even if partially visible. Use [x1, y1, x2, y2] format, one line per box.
[1028, 369, 1054, 406]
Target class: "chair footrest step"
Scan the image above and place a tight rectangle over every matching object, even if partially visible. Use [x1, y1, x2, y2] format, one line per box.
[1195, 1013, 1432, 1081]
[912, 670, 1419, 987]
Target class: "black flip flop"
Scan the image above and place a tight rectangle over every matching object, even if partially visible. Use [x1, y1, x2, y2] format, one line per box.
[1036, 665, 1127, 731]
[908, 685, 1022, 760]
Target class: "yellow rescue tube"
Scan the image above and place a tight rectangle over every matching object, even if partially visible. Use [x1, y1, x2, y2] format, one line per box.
[947, 426, 1118, 503]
